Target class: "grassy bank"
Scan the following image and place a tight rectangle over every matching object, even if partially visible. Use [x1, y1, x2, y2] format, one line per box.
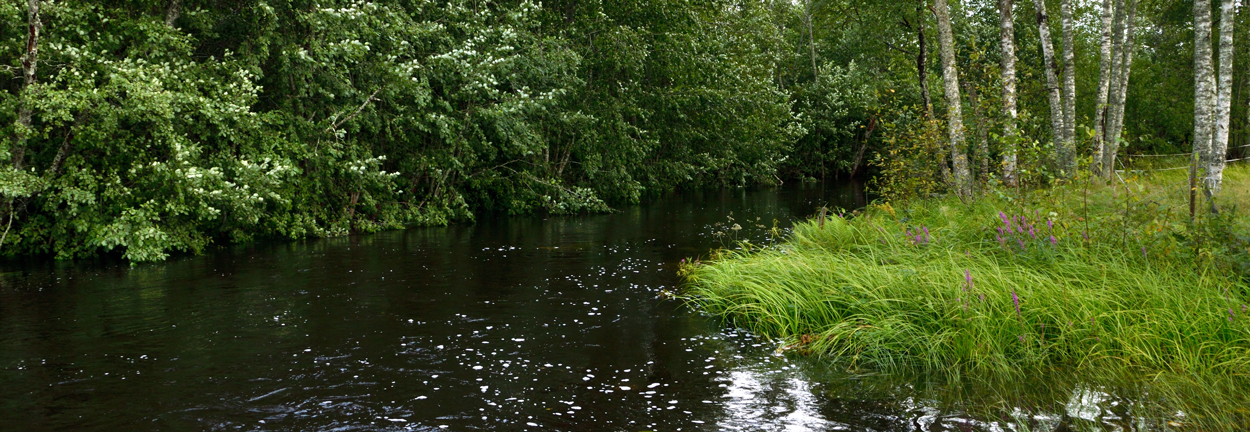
[684, 165, 1250, 427]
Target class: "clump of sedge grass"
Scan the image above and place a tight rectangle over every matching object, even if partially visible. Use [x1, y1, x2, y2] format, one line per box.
[684, 165, 1250, 428]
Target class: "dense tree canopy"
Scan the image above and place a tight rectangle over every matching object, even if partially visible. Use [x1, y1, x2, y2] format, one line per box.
[1, 0, 1242, 261]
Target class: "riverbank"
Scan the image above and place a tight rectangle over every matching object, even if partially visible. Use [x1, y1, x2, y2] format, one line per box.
[684, 165, 1250, 427]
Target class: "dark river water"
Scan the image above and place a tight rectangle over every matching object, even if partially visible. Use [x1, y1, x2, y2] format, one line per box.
[0, 182, 1139, 431]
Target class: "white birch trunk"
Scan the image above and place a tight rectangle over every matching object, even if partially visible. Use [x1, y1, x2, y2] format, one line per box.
[12, 0, 42, 171]
[1060, 0, 1077, 175]
[1106, 0, 1137, 176]
[1193, 0, 1216, 195]
[933, 0, 972, 198]
[1093, 0, 1114, 175]
[1035, 0, 1066, 174]
[1102, 0, 1127, 179]
[999, 0, 1019, 187]
[1208, 0, 1236, 195]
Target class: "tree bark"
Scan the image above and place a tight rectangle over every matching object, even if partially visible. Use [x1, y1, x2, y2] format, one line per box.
[1059, 0, 1077, 176]
[805, 0, 818, 81]
[165, 0, 182, 28]
[1208, 0, 1236, 195]
[1193, 0, 1216, 198]
[12, 0, 42, 171]
[1034, 0, 1066, 174]
[1101, 0, 1128, 179]
[932, 0, 972, 199]
[1093, 0, 1114, 175]
[917, 1, 934, 117]
[964, 81, 991, 181]
[1107, 0, 1137, 170]
[999, 0, 1019, 187]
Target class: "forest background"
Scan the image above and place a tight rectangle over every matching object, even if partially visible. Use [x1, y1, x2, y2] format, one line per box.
[0, 0, 1240, 262]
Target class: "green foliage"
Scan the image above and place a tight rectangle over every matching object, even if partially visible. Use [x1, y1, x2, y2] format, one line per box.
[0, 0, 797, 261]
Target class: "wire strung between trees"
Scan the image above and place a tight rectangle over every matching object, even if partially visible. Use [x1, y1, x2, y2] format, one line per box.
[1114, 157, 1249, 173]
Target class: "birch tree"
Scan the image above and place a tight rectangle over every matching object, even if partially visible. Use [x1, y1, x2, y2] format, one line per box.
[933, 0, 972, 198]
[10, 0, 42, 172]
[1000, 0, 1019, 187]
[1103, 0, 1137, 180]
[1034, 0, 1066, 174]
[1093, 0, 1114, 175]
[1060, 0, 1077, 175]
[917, 1, 934, 117]
[1207, 0, 1236, 195]
[1193, 0, 1216, 199]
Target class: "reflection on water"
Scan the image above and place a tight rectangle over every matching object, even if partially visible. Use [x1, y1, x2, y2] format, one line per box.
[0, 181, 1181, 431]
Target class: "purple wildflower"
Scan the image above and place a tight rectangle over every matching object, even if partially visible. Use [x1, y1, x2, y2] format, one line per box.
[1242, 304, 1247, 312]
[1018, 239, 1026, 250]
[1029, 227, 1036, 239]
[922, 226, 930, 243]
[1019, 334, 1025, 343]
[1047, 220, 1053, 231]
[1082, 231, 1089, 241]
[1049, 235, 1057, 245]
[1230, 309, 1237, 321]
[1142, 247, 1148, 259]
[1012, 290, 1021, 318]
[965, 270, 973, 291]
[1000, 212, 1009, 225]
[979, 294, 985, 302]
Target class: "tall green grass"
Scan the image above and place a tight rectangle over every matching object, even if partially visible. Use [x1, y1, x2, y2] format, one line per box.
[685, 166, 1250, 428]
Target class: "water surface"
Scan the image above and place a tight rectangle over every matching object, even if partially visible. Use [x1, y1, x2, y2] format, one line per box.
[1, 182, 1140, 431]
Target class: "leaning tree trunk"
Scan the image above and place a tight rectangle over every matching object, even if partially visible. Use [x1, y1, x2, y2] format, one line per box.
[11, 0, 42, 171]
[1208, 0, 1236, 195]
[1060, 0, 1077, 176]
[1101, 0, 1128, 179]
[917, 1, 934, 117]
[1107, 0, 1137, 170]
[1000, 0, 1019, 187]
[933, 0, 972, 199]
[1193, 0, 1216, 200]
[1093, 0, 1114, 175]
[165, 0, 182, 27]
[804, 0, 818, 80]
[964, 81, 991, 180]
[1035, 0, 1066, 175]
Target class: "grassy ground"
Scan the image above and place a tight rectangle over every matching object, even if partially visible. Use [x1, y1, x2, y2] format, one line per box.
[684, 164, 1250, 428]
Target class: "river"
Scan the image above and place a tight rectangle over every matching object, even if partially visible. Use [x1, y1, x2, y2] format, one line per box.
[1, 182, 1139, 431]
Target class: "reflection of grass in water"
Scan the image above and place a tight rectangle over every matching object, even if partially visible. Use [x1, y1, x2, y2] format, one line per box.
[684, 166, 1250, 429]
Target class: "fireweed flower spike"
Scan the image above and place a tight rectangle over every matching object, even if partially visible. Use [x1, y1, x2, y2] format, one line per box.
[964, 270, 973, 291]
[1012, 290, 1021, 318]
[1049, 235, 1057, 245]
[1047, 220, 1053, 231]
